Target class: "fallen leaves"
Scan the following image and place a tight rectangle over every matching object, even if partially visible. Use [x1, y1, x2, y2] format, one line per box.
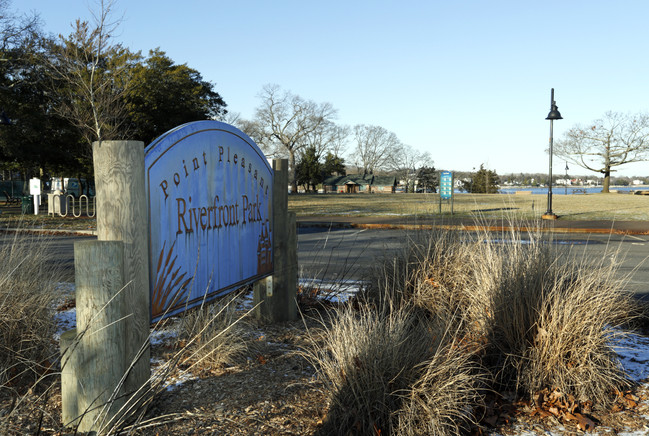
[478, 386, 645, 433]
[531, 388, 597, 431]
[613, 389, 640, 411]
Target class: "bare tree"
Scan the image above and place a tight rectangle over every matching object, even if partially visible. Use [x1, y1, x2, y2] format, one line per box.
[46, 0, 133, 153]
[353, 124, 401, 175]
[302, 121, 349, 162]
[217, 110, 241, 126]
[253, 84, 337, 191]
[236, 118, 266, 148]
[0, 0, 40, 109]
[555, 111, 649, 192]
[388, 144, 432, 192]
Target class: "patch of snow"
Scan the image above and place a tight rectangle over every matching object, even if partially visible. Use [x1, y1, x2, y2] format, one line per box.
[615, 332, 649, 382]
[150, 327, 179, 346]
[299, 278, 364, 303]
[237, 287, 255, 310]
[54, 308, 76, 341]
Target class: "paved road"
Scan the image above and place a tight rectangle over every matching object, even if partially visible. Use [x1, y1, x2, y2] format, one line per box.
[0, 233, 95, 281]
[2, 227, 647, 299]
[297, 227, 649, 299]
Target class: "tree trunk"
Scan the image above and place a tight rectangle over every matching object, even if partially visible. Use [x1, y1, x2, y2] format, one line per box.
[602, 169, 611, 193]
[289, 150, 297, 193]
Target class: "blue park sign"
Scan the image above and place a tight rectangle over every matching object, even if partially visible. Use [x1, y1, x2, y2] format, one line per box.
[145, 121, 273, 322]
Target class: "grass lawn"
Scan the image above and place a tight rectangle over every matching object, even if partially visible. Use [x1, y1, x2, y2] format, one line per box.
[289, 192, 649, 221]
[0, 191, 646, 231]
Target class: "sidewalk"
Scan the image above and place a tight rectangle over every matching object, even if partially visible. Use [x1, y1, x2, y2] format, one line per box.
[296, 215, 649, 235]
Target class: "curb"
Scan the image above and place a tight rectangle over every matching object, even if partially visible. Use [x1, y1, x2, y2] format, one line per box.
[2, 222, 648, 237]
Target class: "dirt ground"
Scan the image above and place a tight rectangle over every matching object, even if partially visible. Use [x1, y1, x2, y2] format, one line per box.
[3, 302, 649, 435]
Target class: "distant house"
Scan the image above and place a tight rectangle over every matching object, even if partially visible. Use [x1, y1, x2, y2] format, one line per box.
[323, 174, 397, 193]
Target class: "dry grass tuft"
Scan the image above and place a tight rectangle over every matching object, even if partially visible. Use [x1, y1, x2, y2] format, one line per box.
[394, 337, 487, 436]
[0, 230, 67, 435]
[0, 231, 63, 391]
[515, 262, 634, 406]
[305, 297, 485, 435]
[469, 226, 635, 408]
[177, 292, 253, 373]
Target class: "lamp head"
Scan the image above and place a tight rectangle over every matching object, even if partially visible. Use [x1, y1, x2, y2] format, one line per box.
[545, 88, 563, 120]
[546, 105, 562, 120]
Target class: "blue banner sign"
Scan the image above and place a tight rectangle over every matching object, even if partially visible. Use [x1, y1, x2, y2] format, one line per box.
[145, 121, 273, 322]
[440, 171, 454, 200]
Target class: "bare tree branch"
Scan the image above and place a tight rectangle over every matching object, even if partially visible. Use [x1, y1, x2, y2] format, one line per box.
[45, 0, 133, 153]
[253, 84, 337, 191]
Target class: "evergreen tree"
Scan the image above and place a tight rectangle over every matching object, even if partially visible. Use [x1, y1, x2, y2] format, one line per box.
[322, 152, 346, 177]
[125, 49, 227, 144]
[295, 146, 322, 192]
[416, 166, 437, 192]
[462, 164, 500, 193]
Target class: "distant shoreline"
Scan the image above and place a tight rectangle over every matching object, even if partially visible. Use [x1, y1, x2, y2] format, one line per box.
[497, 186, 649, 195]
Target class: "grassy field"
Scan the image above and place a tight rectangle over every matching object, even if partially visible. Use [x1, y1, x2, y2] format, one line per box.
[0, 191, 646, 231]
[289, 192, 649, 221]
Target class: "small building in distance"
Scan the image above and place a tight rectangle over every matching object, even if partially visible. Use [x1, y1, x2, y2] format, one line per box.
[323, 174, 397, 193]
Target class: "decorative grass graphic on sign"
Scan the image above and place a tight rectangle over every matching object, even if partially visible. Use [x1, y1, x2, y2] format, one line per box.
[151, 241, 192, 320]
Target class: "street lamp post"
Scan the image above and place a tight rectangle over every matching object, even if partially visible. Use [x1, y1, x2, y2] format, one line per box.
[542, 88, 562, 220]
[564, 162, 569, 195]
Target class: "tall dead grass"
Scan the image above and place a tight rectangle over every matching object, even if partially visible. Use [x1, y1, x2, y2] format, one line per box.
[0, 231, 63, 391]
[311, 220, 637, 434]
[306, 300, 485, 435]
[178, 291, 253, 372]
[513, 261, 633, 406]
[470, 226, 634, 407]
[0, 230, 66, 435]
[0, 227, 255, 435]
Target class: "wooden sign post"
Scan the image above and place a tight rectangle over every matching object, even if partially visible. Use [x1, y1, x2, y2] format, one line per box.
[60, 140, 150, 432]
[253, 159, 297, 323]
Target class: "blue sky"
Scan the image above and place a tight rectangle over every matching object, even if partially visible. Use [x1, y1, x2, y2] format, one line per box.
[15, 0, 649, 177]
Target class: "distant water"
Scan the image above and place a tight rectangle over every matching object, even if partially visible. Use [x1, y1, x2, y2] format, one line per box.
[499, 186, 649, 195]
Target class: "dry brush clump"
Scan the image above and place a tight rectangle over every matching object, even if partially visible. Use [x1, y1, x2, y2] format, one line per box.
[305, 299, 486, 435]
[470, 228, 635, 408]
[313, 222, 637, 434]
[513, 261, 634, 406]
[362, 229, 478, 322]
[393, 335, 488, 436]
